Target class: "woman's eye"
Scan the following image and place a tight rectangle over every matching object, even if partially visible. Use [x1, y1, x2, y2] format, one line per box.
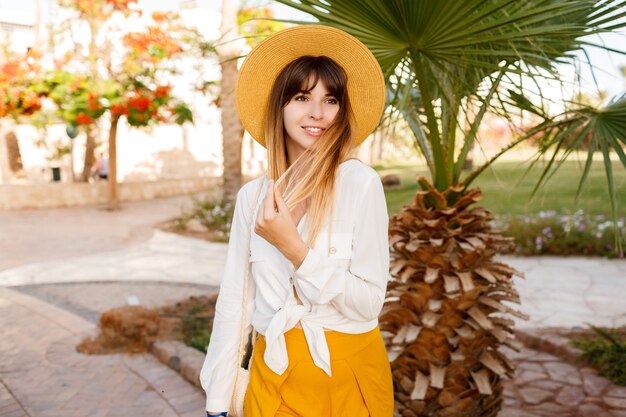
[294, 95, 307, 101]
[326, 98, 338, 105]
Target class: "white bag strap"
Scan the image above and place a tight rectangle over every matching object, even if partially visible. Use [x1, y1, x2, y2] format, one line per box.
[235, 175, 266, 368]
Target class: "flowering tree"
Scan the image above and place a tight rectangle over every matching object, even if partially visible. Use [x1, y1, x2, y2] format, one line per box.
[36, 71, 105, 127]
[0, 53, 43, 120]
[98, 10, 194, 209]
[0, 50, 43, 176]
[43, 1, 200, 209]
[50, 0, 141, 180]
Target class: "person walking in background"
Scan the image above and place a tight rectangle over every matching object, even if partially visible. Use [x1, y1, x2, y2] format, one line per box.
[94, 151, 109, 180]
[200, 25, 393, 417]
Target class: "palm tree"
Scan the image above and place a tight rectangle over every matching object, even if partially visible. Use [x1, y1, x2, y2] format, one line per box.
[275, 1, 626, 416]
[220, 0, 244, 203]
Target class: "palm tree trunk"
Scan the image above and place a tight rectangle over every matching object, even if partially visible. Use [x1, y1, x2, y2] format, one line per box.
[220, 0, 243, 203]
[107, 115, 120, 210]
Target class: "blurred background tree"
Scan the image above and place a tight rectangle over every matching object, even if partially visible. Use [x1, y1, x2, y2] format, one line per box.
[21, 0, 206, 209]
[0, 48, 43, 178]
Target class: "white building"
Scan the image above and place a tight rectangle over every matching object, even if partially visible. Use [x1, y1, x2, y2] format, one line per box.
[0, 9, 34, 54]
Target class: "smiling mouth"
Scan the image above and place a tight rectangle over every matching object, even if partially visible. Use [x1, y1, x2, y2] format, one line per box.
[302, 126, 325, 136]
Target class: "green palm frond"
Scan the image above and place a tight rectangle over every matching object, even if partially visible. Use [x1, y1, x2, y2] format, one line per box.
[277, 0, 626, 186]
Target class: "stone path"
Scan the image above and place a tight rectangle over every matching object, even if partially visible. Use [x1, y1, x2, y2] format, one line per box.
[0, 231, 226, 288]
[510, 257, 626, 329]
[501, 347, 626, 417]
[0, 380, 28, 417]
[0, 196, 192, 271]
[0, 287, 205, 417]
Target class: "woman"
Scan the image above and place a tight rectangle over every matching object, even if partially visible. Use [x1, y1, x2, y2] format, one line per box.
[200, 25, 393, 417]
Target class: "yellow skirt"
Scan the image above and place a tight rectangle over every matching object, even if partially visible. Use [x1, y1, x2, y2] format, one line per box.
[243, 325, 394, 417]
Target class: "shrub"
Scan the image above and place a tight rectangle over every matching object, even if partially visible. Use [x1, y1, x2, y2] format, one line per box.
[572, 326, 626, 386]
[493, 210, 625, 258]
[178, 302, 212, 353]
[174, 195, 235, 242]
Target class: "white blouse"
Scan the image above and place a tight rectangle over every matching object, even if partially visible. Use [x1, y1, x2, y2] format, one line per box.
[199, 158, 391, 412]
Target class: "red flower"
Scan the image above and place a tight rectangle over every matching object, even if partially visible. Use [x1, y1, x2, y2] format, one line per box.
[128, 94, 151, 112]
[21, 92, 41, 114]
[87, 93, 101, 111]
[154, 85, 170, 98]
[110, 103, 128, 117]
[76, 112, 94, 125]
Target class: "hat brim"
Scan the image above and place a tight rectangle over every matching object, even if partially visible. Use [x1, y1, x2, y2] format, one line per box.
[236, 25, 385, 149]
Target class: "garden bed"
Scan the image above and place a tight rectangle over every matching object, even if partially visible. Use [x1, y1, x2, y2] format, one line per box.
[78, 293, 217, 355]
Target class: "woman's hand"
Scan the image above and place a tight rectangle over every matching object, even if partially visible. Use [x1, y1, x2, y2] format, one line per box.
[255, 179, 309, 269]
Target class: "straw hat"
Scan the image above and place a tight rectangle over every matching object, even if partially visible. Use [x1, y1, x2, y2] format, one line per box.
[235, 25, 385, 149]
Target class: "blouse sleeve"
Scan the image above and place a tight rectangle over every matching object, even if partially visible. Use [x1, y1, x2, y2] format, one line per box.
[199, 184, 256, 412]
[292, 174, 390, 322]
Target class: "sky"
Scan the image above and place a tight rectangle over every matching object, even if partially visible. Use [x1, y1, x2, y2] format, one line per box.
[1, 0, 625, 98]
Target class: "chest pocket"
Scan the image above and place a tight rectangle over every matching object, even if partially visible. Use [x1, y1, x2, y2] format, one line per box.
[329, 232, 353, 259]
[312, 231, 353, 260]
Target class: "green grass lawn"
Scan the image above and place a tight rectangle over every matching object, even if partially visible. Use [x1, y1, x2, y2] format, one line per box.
[373, 159, 626, 219]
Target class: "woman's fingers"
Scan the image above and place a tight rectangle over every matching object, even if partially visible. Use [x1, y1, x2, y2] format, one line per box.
[274, 183, 289, 213]
[263, 179, 276, 218]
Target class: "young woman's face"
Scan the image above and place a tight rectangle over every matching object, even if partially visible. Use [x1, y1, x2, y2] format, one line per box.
[283, 76, 340, 157]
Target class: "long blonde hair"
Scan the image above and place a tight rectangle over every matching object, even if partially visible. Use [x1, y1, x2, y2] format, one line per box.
[264, 56, 357, 248]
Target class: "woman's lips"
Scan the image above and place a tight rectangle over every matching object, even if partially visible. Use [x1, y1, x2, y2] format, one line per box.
[302, 126, 325, 137]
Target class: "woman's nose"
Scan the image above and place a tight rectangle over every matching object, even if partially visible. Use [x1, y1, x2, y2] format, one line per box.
[308, 102, 323, 120]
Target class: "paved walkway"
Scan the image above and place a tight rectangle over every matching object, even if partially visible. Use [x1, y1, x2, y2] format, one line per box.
[0, 230, 226, 288]
[0, 196, 192, 271]
[0, 286, 206, 417]
[501, 347, 626, 417]
[1, 196, 625, 416]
